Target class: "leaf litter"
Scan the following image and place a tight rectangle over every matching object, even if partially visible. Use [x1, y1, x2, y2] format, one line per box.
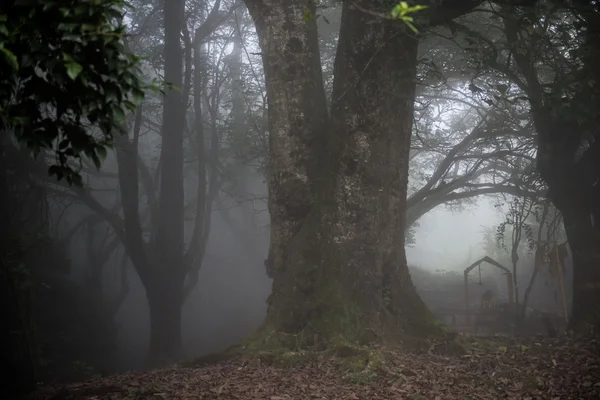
[28, 336, 600, 399]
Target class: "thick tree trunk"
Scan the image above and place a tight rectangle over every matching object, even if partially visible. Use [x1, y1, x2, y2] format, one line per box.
[553, 188, 600, 334]
[146, 273, 185, 367]
[535, 136, 600, 333]
[245, 0, 330, 335]
[533, 112, 600, 334]
[246, 0, 437, 345]
[324, 2, 433, 335]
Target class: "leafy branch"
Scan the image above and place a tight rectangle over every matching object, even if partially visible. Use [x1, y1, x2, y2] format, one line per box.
[391, 2, 428, 33]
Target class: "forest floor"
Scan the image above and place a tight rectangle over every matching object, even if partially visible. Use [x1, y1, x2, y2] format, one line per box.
[30, 335, 600, 400]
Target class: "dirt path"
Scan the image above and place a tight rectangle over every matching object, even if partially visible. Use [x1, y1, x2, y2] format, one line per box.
[30, 337, 600, 399]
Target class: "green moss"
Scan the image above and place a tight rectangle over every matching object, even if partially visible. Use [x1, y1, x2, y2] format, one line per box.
[298, 261, 381, 346]
[338, 355, 367, 373]
[240, 326, 302, 352]
[344, 350, 385, 385]
[232, 325, 320, 368]
[328, 335, 365, 357]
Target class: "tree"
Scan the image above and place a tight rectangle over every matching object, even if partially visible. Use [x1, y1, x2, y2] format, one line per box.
[520, 199, 567, 321]
[407, 84, 541, 227]
[242, 0, 486, 347]
[279, 2, 543, 237]
[0, 0, 148, 184]
[441, 0, 600, 334]
[29, 0, 235, 366]
[496, 196, 536, 306]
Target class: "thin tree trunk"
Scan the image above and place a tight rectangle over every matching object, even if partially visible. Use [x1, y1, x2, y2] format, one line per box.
[148, 0, 186, 365]
[520, 201, 549, 322]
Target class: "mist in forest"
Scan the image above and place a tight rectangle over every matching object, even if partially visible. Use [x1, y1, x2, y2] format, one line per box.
[408, 199, 500, 270]
[3, 0, 584, 388]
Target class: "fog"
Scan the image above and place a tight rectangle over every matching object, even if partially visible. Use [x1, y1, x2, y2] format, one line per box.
[68, 199, 505, 371]
[58, 153, 507, 373]
[408, 199, 500, 271]
[113, 174, 272, 370]
[95, 196, 508, 371]
[3, 0, 577, 385]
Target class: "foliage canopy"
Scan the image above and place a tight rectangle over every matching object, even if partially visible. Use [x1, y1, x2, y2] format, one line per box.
[0, 0, 148, 185]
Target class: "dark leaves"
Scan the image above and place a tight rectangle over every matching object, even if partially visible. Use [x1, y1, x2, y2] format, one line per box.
[0, 0, 150, 185]
[27, 337, 600, 400]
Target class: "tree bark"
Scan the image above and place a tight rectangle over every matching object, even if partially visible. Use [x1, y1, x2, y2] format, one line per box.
[245, 0, 329, 335]
[146, 272, 185, 366]
[325, 1, 432, 334]
[245, 0, 450, 344]
[553, 185, 600, 334]
[156, 0, 185, 282]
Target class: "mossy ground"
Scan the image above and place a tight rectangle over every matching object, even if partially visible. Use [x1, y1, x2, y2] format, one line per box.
[185, 316, 463, 387]
[183, 272, 455, 384]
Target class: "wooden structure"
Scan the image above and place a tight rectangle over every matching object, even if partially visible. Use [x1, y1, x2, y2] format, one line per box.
[464, 256, 514, 324]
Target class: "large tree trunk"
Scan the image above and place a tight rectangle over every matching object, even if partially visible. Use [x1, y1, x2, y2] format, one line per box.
[246, 0, 439, 345]
[146, 272, 185, 365]
[324, 1, 432, 336]
[551, 181, 600, 334]
[245, 0, 330, 335]
[532, 117, 600, 334]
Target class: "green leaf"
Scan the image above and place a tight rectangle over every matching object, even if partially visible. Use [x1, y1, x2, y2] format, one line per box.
[405, 20, 419, 33]
[96, 146, 108, 162]
[391, 2, 428, 33]
[4, 0, 146, 186]
[132, 87, 145, 104]
[123, 100, 136, 111]
[1, 47, 19, 70]
[112, 105, 125, 123]
[65, 61, 83, 80]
